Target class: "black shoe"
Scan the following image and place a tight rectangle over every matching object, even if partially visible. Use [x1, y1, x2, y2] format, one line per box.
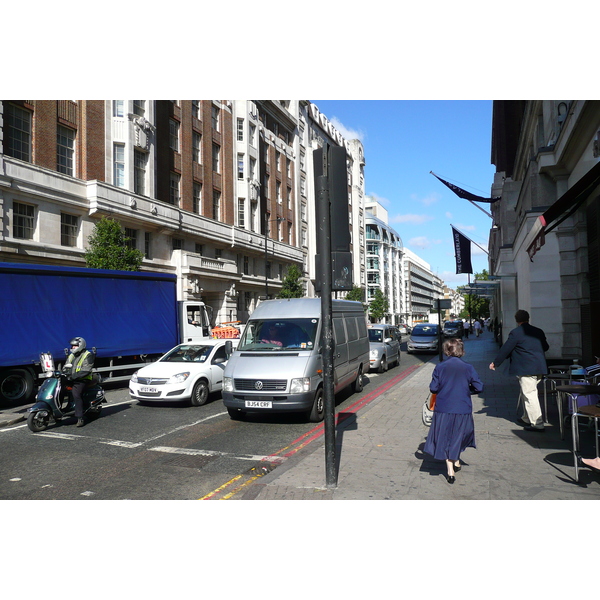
[524, 425, 545, 432]
[454, 464, 461, 472]
[447, 475, 456, 484]
[516, 417, 530, 427]
[76, 418, 85, 427]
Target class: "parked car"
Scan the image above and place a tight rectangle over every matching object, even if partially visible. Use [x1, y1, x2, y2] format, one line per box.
[368, 324, 401, 373]
[407, 323, 440, 354]
[397, 323, 408, 335]
[129, 340, 238, 406]
[443, 320, 465, 338]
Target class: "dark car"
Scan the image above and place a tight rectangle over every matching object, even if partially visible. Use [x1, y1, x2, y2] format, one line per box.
[443, 320, 464, 338]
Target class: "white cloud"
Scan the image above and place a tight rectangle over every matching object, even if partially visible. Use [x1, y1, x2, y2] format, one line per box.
[409, 192, 440, 207]
[391, 213, 434, 225]
[407, 236, 442, 249]
[445, 211, 453, 219]
[368, 192, 391, 207]
[329, 116, 365, 142]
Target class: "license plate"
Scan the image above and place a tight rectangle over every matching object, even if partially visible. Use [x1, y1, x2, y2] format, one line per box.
[140, 386, 158, 393]
[245, 400, 272, 409]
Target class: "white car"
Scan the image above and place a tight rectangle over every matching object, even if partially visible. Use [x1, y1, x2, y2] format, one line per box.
[129, 340, 237, 406]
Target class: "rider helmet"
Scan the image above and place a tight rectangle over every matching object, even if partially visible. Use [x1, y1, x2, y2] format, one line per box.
[69, 337, 87, 356]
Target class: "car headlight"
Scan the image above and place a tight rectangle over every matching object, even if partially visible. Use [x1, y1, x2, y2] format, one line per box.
[168, 372, 190, 384]
[370, 349, 380, 358]
[290, 377, 310, 394]
[223, 377, 233, 392]
[131, 371, 139, 383]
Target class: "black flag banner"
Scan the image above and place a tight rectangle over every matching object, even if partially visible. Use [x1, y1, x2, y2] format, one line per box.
[452, 226, 473, 274]
[431, 172, 500, 203]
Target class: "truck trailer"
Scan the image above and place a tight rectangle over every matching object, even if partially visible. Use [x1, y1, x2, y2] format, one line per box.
[0, 262, 212, 405]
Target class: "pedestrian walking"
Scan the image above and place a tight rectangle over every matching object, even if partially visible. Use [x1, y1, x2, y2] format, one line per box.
[464, 320, 471, 339]
[473, 319, 482, 337]
[424, 338, 483, 484]
[489, 309, 549, 431]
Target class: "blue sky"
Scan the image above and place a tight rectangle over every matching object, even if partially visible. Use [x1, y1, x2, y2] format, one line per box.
[311, 100, 495, 289]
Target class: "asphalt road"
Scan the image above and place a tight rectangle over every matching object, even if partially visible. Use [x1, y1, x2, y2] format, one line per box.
[0, 341, 433, 500]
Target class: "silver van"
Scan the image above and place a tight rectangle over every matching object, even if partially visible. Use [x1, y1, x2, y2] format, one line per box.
[368, 324, 401, 372]
[222, 298, 370, 422]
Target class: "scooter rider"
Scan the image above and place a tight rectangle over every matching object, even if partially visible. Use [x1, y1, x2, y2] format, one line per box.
[63, 337, 95, 427]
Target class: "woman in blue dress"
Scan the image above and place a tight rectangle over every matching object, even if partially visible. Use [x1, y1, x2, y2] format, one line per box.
[424, 338, 483, 484]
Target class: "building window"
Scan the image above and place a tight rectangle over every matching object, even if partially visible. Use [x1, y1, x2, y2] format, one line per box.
[238, 198, 245, 228]
[169, 172, 180, 205]
[249, 122, 256, 147]
[5, 103, 32, 162]
[287, 186, 292, 209]
[211, 105, 220, 131]
[193, 131, 201, 163]
[113, 101, 124, 117]
[215, 248, 222, 259]
[212, 143, 220, 173]
[243, 255, 249, 275]
[124, 227, 137, 250]
[195, 243, 203, 255]
[237, 154, 244, 180]
[251, 200, 257, 233]
[134, 149, 147, 196]
[276, 151, 280, 172]
[213, 190, 221, 220]
[169, 119, 179, 152]
[57, 125, 75, 176]
[193, 182, 202, 214]
[237, 118, 244, 141]
[61, 213, 78, 247]
[276, 181, 282, 203]
[249, 157, 256, 180]
[133, 101, 145, 117]
[13, 202, 35, 239]
[113, 144, 125, 188]
[144, 232, 151, 259]
[172, 238, 183, 250]
[192, 100, 200, 119]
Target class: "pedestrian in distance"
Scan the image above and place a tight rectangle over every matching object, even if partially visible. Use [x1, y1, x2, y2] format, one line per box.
[473, 319, 482, 337]
[489, 309, 549, 432]
[464, 320, 470, 339]
[63, 337, 95, 427]
[424, 338, 483, 484]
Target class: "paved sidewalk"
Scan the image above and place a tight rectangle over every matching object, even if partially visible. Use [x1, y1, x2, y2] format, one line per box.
[240, 334, 600, 500]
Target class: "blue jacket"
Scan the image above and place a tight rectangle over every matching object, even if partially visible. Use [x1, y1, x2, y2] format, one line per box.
[430, 357, 483, 414]
[493, 322, 549, 376]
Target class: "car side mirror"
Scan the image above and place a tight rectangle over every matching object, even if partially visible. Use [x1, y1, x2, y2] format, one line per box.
[384, 337, 392, 343]
[225, 340, 233, 357]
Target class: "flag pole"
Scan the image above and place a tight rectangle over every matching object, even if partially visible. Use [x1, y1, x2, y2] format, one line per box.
[450, 224, 489, 255]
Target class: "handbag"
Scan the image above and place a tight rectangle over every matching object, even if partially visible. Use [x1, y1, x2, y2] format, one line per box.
[422, 392, 437, 427]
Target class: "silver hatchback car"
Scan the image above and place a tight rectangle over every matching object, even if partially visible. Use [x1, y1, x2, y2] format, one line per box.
[407, 323, 440, 354]
[368, 324, 401, 372]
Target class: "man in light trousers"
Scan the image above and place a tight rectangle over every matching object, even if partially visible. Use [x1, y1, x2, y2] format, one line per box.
[489, 310, 549, 432]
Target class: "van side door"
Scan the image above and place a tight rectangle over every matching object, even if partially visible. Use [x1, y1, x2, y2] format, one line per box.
[332, 317, 349, 391]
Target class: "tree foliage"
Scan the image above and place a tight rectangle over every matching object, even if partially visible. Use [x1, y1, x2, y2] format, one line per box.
[85, 217, 144, 271]
[458, 269, 490, 319]
[277, 264, 304, 298]
[369, 288, 389, 322]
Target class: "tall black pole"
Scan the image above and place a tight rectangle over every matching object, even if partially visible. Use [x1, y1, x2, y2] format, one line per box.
[315, 165, 336, 489]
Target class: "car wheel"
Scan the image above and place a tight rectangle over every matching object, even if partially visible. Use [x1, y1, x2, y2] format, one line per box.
[190, 380, 209, 406]
[378, 356, 387, 373]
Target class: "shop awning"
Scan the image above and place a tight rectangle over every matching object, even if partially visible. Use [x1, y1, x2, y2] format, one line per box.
[526, 160, 600, 260]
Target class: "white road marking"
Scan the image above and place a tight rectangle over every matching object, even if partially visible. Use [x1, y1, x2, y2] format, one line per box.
[148, 446, 278, 462]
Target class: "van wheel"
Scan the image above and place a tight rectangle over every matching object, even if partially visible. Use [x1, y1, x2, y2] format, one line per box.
[378, 356, 387, 373]
[308, 388, 324, 422]
[0, 369, 35, 405]
[352, 367, 364, 393]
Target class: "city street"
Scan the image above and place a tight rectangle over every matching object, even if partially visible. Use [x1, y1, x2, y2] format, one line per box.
[0, 340, 430, 500]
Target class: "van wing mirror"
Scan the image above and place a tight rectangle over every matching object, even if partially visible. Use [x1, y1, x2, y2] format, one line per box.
[225, 340, 233, 357]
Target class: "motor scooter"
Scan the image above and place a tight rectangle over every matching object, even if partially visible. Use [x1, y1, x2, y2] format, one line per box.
[27, 351, 106, 432]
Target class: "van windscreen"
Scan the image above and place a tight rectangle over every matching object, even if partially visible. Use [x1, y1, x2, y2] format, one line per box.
[239, 318, 319, 351]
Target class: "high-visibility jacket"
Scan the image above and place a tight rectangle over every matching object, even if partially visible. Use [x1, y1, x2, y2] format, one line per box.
[66, 350, 94, 381]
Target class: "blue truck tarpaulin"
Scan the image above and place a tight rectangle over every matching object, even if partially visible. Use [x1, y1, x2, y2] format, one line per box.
[0, 262, 179, 366]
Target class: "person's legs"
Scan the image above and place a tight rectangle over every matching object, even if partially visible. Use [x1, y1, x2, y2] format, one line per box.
[71, 381, 86, 426]
[518, 375, 543, 428]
